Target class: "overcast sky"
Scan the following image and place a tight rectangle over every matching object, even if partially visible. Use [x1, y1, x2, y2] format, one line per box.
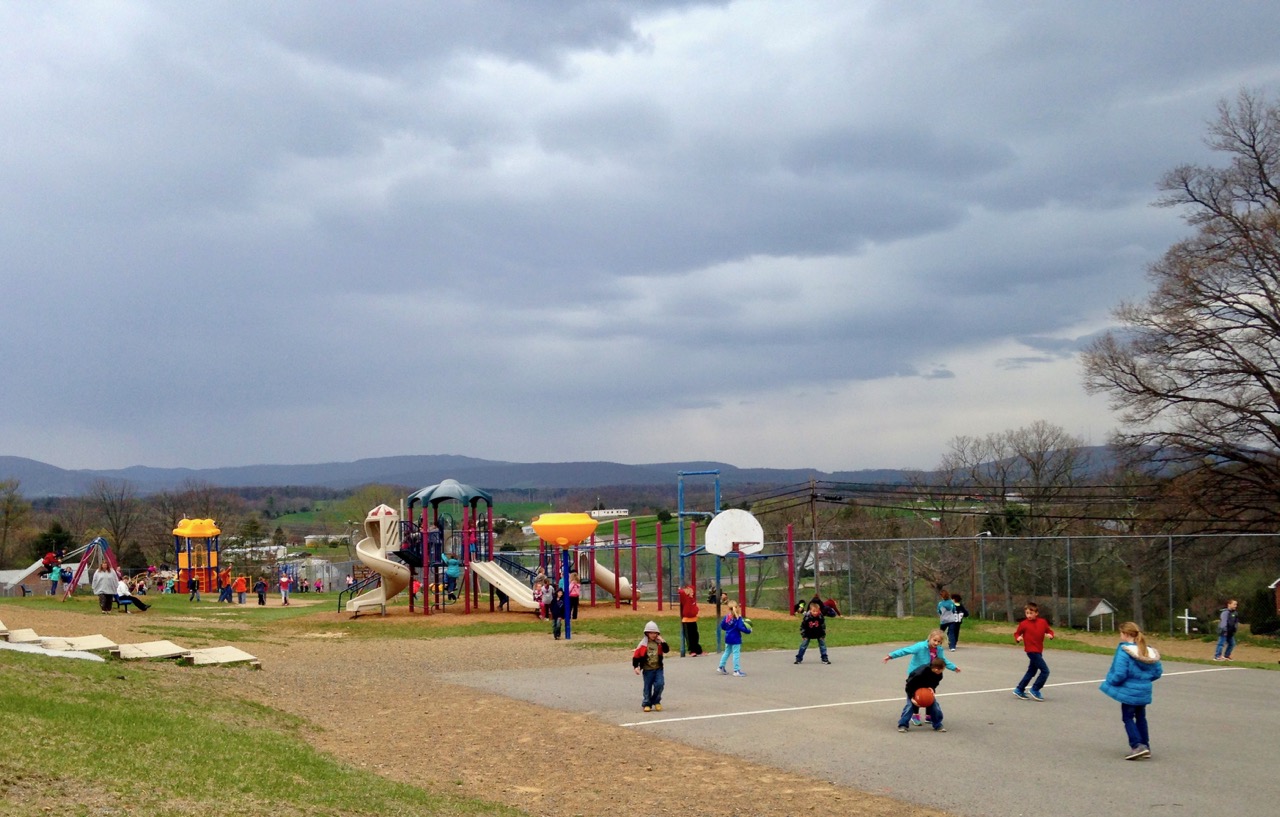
[3, 1, 1279, 473]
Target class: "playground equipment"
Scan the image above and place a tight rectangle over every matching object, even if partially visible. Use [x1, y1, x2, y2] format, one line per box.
[59, 537, 121, 600]
[346, 504, 410, 615]
[403, 479, 494, 614]
[173, 518, 221, 596]
[531, 513, 599, 640]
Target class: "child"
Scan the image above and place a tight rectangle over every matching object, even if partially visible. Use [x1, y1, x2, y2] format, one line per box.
[532, 578, 546, 620]
[550, 588, 566, 640]
[1099, 621, 1163, 759]
[898, 657, 947, 732]
[631, 621, 670, 712]
[948, 594, 970, 651]
[1012, 602, 1055, 701]
[717, 600, 752, 677]
[795, 600, 830, 664]
[883, 629, 959, 724]
[540, 579, 555, 622]
[1213, 599, 1238, 661]
[253, 577, 268, 606]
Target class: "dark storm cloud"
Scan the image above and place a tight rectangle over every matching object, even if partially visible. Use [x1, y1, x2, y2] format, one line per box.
[2, 1, 1279, 470]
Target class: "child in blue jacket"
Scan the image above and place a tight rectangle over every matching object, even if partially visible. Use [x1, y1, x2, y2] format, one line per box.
[884, 629, 960, 724]
[1099, 621, 1163, 760]
[717, 600, 752, 677]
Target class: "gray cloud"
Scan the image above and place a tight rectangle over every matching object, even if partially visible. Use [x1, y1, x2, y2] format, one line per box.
[2, 1, 1278, 471]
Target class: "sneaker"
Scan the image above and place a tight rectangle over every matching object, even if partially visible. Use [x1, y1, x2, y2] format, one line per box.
[1029, 690, 1045, 702]
[821, 657, 831, 664]
[794, 658, 803, 664]
[897, 726, 908, 733]
[1012, 689, 1029, 700]
[933, 727, 947, 733]
[1125, 745, 1150, 760]
[733, 670, 747, 677]
[948, 648, 956, 652]
[1212, 656, 1224, 661]
[1224, 656, 1235, 661]
[653, 704, 662, 711]
[643, 706, 651, 712]
[924, 715, 932, 723]
[912, 714, 922, 725]
[717, 666, 728, 675]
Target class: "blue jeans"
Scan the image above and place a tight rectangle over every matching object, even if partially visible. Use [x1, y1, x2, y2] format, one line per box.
[1120, 703, 1149, 748]
[945, 621, 961, 649]
[642, 668, 664, 707]
[719, 643, 742, 672]
[898, 697, 943, 729]
[796, 638, 827, 661]
[1017, 652, 1050, 692]
[1214, 632, 1235, 659]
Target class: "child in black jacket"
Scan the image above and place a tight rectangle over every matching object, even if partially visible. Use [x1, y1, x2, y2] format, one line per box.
[899, 657, 946, 732]
[794, 599, 831, 664]
[550, 588, 566, 640]
[632, 621, 670, 712]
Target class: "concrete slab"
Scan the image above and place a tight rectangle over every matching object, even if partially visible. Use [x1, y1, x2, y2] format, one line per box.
[41, 635, 117, 652]
[112, 640, 188, 660]
[443, 643, 1276, 817]
[178, 646, 261, 668]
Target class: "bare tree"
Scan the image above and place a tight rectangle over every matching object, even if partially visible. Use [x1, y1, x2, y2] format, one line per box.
[88, 479, 142, 556]
[1083, 90, 1280, 527]
[0, 479, 32, 568]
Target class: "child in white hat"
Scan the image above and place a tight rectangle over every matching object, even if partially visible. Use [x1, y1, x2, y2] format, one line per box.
[631, 620, 670, 712]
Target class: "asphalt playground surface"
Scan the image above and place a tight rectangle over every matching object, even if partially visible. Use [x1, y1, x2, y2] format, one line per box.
[444, 641, 1275, 817]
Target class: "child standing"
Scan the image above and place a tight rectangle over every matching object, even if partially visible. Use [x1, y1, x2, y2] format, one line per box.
[794, 600, 830, 664]
[898, 657, 948, 732]
[948, 594, 970, 651]
[1213, 599, 1238, 661]
[632, 621, 670, 712]
[1012, 602, 1055, 701]
[253, 576, 268, 606]
[883, 629, 959, 725]
[1099, 621, 1163, 760]
[717, 601, 752, 677]
[549, 587, 566, 640]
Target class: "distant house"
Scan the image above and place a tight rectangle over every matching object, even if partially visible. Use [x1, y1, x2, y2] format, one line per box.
[304, 534, 351, 547]
[589, 509, 630, 520]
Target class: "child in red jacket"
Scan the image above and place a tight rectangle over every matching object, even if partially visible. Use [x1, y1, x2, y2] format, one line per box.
[1012, 602, 1056, 701]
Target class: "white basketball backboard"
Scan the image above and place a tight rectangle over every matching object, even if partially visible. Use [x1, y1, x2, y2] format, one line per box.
[703, 509, 764, 556]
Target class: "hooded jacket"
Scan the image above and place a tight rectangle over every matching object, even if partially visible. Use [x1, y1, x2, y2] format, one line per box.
[1099, 641, 1163, 706]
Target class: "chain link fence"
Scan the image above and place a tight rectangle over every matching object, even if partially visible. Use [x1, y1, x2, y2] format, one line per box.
[794, 533, 1280, 635]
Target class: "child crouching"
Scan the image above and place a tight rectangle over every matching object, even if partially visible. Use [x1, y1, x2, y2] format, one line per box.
[898, 657, 947, 732]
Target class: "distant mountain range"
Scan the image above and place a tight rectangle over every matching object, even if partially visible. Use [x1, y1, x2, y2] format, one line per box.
[0, 454, 919, 498]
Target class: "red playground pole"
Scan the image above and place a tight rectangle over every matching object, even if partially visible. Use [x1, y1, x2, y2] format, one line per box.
[736, 544, 747, 616]
[588, 535, 597, 607]
[630, 519, 638, 610]
[786, 523, 796, 615]
[613, 520, 621, 609]
[655, 522, 663, 612]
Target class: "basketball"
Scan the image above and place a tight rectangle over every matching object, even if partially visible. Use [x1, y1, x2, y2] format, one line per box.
[912, 688, 935, 707]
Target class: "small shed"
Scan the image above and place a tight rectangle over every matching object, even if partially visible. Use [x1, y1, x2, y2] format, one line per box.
[1086, 598, 1118, 631]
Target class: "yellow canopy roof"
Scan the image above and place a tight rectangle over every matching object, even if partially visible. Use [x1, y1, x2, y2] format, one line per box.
[173, 518, 221, 538]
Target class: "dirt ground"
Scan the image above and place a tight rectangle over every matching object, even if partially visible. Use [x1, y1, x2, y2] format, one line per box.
[4, 603, 1276, 817]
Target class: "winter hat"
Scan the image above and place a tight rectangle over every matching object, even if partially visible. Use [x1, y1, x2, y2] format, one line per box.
[644, 620, 660, 633]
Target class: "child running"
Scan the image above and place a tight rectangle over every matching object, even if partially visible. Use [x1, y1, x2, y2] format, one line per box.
[1099, 621, 1163, 760]
[1012, 602, 1055, 701]
[898, 657, 948, 733]
[717, 600, 752, 677]
[632, 620, 670, 712]
[794, 599, 830, 664]
[883, 629, 959, 725]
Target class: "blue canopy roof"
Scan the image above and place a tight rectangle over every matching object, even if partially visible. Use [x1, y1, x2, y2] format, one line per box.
[406, 478, 493, 508]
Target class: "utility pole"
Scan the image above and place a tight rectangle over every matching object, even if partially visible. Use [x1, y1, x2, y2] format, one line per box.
[810, 479, 820, 595]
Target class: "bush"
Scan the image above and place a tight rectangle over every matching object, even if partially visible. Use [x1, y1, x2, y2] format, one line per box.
[1244, 587, 1279, 636]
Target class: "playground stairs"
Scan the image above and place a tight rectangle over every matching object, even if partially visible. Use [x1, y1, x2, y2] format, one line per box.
[1, 626, 261, 669]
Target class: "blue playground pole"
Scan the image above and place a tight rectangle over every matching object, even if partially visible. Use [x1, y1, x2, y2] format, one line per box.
[562, 546, 572, 640]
